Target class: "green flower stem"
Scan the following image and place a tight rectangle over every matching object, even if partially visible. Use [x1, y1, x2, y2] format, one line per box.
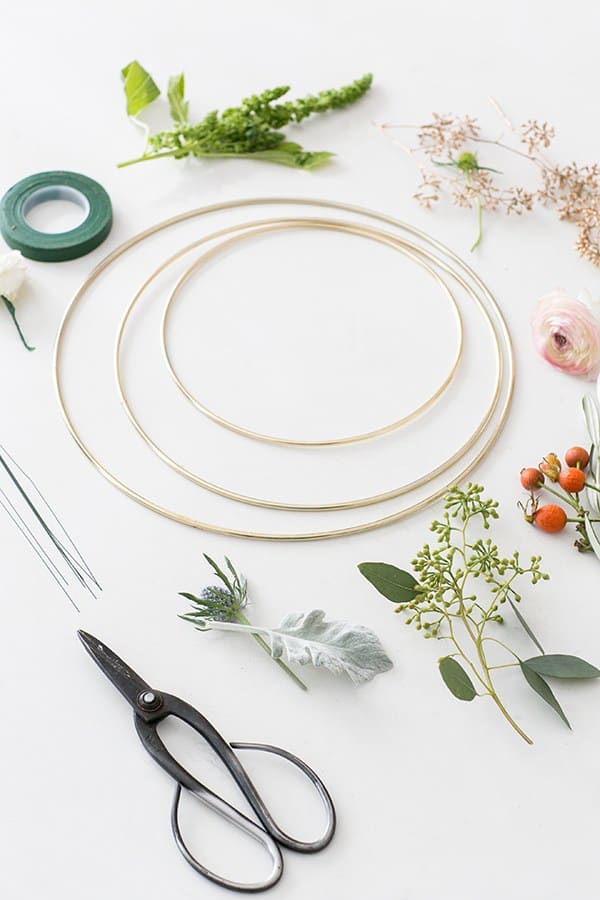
[540, 482, 580, 509]
[465, 171, 483, 252]
[1, 295, 35, 351]
[566, 516, 600, 523]
[235, 612, 308, 692]
[481, 636, 521, 659]
[454, 517, 533, 744]
[118, 147, 261, 167]
[474, 630, 532, 744]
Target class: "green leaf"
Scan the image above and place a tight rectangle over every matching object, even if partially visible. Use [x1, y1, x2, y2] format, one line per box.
[582, 395, 600, 514]
[438, 656, 476, 701]
[520, 662, 571, 728]
[178, 591, 201, 602]
[167, 73, 189, 124]
[121, 61, 160, 116]
[358, 562, 418, 603]
[203, 553, 235, 595]
[584, 516, 600, 563]
[522, 654, 600, 679]
[507, 598, 544, 654]
[1, 294, 35, 351]
[236, 143, 334, 169]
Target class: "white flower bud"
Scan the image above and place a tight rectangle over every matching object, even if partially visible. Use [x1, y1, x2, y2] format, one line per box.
[0, 250, 26, 302]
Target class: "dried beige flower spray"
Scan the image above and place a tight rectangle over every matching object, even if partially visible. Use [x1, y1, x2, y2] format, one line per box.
[379, 101, 600, 262]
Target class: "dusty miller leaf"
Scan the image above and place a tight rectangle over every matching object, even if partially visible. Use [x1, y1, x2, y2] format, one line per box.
[121, 60, 160, 117]
[438, 656, 476, 701]
[201, 610, 393, 685]
[266, 610, 393, 684]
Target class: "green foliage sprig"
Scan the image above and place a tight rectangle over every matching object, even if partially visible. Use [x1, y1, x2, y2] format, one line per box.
[359, 484, 600, 744]
[119, 61, 373, 170]
[180, 554, 308, 691]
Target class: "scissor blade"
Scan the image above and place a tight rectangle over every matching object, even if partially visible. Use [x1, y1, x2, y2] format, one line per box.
[78, 630, 153, 709]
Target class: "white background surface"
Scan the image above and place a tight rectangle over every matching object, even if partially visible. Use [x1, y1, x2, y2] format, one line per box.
[2, 2, 600, 898]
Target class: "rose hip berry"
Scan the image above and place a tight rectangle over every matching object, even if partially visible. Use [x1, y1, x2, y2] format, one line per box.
[539, 453, 561, 482]
[533, 504, 567, 533]
[559, 467, 586, 493]
[520, 467, 544, 490]
[564, 446, 590, 469]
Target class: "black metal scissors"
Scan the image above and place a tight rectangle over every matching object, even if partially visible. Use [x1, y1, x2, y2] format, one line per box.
[78, 631, 335, 892]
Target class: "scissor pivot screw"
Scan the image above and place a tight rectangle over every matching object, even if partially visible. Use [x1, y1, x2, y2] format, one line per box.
[137, 690, 163, 711]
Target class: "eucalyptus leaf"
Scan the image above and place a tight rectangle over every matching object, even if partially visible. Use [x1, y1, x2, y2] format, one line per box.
[167, 73, 189, 124]
[508, 597, 544, 654]
[523, 654, 600, 679]
[520, 662, 571, 728]
[199, 610, 393, 685]
[358, 562, 418, 603]
[438, 656, 476, 701]
[121, 60, 160, 117]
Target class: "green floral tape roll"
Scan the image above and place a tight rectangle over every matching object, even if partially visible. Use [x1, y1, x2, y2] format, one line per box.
[0, 171, 113, 262]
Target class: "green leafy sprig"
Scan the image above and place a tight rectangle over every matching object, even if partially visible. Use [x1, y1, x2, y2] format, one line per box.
[180, 554, 308, 691]
[359, 484, 600, 744]
[119, 61, 373, 170]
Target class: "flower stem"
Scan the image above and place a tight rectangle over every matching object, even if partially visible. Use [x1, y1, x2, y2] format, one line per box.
[470, 196, 483, 251]
[465, 171, 483, 251]
[1, 295, 35, 351]
[456, 519, 533, 744]
[541, 482, 580, 509]
[236, 612, 308, 691]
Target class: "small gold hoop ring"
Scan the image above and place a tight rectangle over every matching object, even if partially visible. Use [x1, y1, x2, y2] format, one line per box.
[160, 220, 464, 447]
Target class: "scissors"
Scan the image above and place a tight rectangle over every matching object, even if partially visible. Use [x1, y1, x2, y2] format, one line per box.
[78, 631, 336, 892]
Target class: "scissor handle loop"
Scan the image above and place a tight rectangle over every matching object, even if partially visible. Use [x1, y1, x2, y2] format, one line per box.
[229, 741, 336, 853]
[171, 780, 284, 893]
[170, 741, 335, 892]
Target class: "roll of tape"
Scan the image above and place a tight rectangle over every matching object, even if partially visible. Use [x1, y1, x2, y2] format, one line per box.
[0, 171, 113, 262]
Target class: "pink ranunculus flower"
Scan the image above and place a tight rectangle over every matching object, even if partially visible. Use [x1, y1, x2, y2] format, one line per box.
[531, 290, 600, 380]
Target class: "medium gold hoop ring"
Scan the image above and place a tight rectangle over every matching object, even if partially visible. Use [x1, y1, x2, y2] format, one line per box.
[115, 217, 483, 512]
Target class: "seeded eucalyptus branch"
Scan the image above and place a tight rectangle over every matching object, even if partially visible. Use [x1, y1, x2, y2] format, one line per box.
[359, 484, 600, 744]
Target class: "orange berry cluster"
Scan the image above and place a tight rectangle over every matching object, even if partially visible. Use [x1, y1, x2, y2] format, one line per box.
[519, 446, 590, 534]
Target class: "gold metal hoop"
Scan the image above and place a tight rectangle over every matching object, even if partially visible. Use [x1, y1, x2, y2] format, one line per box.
[53, 198, 514, 541]
[115, 217, 483, 512]
[160, 220, 464, 447]
[115, 217, 499, 511]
